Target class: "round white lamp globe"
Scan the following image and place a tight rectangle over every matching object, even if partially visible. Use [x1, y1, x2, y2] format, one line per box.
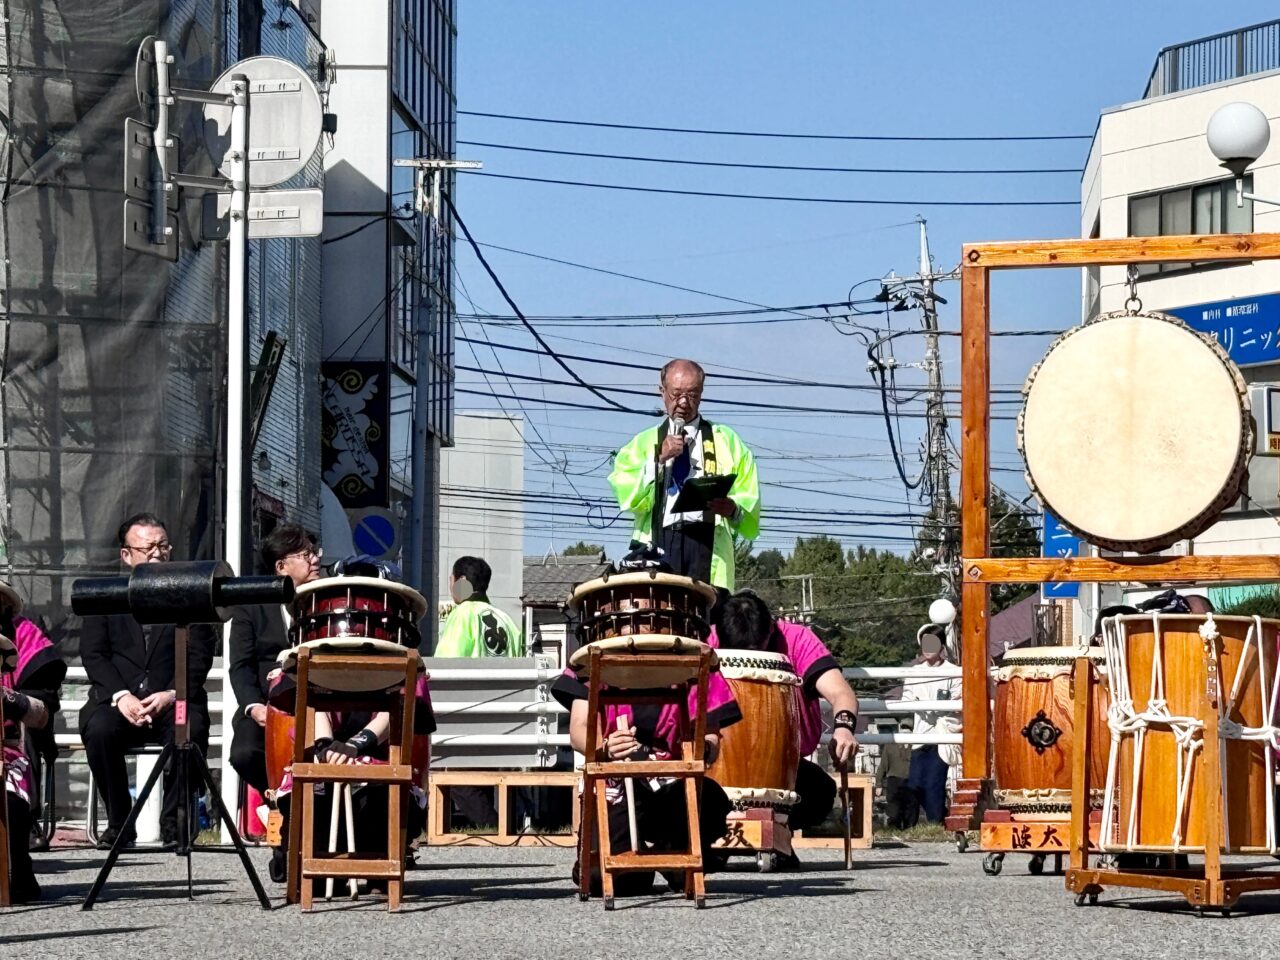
[1207, 101, 1271, 175]
[929, 597, 957, 626]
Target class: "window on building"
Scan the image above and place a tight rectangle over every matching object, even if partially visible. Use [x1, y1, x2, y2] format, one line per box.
[1128, 175, 1253, 276]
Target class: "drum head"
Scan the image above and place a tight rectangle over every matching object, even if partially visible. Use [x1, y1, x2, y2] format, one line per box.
[568, 571, 717, 610]
[1020, 312, 1250, 552]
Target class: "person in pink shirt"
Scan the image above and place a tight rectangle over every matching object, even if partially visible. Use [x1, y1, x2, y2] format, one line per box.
[552, 662, 740, 896]
[709, 591, 859, 869]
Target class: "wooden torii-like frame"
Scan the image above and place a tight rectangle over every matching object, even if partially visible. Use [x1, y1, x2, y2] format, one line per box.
[947, 232, 1280, 839]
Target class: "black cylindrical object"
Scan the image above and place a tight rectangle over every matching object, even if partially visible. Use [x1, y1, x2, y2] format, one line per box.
[126, 561, 234, 624]
[215, 575, 294, 608]
[70, 576, 132, 617]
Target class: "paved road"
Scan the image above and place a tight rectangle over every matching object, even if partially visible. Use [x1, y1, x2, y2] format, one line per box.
[3, 843, 1277, 959]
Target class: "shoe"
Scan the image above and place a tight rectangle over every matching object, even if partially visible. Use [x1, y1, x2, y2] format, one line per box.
[775, 850, 802, 872]
[661, 870, 685, 893]
[9, 869, 41, 903]
[159, 828, 180, 851]
[96, 826, 136, 851]
[268, 847, 287, 884]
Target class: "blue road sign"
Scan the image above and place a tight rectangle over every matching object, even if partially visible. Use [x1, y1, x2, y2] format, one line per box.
[1166, 292, 1280, 367]
[352, 511, 397, 559]
[1042, 511, 1082, 600]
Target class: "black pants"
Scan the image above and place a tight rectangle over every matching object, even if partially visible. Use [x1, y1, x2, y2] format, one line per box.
[908, 746, 949, 824]
[789, 758, 838, 833]
[80, 701, 210, 834]
[586, 776, 732, 897]
[657, 521, 715, 584]
[883, 775, 919, 829]
[230, 712, 269, 794]
[6, 792, 34, 883]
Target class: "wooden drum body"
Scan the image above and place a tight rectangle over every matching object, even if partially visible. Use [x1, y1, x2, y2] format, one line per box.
[568, 571, 717, 645]
[1101, 614, 1280, 854]
[708, 650, 803, 808]
[993, 646, 1109, 811]
[1019, 310, 1251, 554]
[265, 704, 295, 797]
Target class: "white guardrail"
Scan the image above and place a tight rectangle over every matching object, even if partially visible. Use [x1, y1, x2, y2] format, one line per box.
[54, 664, 962, 751]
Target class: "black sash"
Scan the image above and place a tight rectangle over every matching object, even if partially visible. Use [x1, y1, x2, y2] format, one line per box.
[650, 419, 718, 583]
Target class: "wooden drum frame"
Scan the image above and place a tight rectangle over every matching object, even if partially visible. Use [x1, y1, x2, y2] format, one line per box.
[1099, 613, 1280, 855]
[290, 576, 428, 649]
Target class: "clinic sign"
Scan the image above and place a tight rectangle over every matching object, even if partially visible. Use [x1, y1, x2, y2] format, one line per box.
[1166, 292, 1280, 367]
[1042, 511, 1081, 600]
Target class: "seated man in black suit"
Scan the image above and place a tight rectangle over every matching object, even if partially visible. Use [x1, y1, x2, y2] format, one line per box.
[228, 524, 322, 797]
[79, 512, 216, 849]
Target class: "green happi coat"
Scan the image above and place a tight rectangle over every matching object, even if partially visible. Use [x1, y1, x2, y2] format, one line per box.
[608, 420, 760, 590]
[436, 598, 524, 658]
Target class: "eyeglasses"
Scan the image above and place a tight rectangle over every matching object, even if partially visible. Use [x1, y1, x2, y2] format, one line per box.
[283, 546, 323, 562]
[125, 540, 172, 557]
[663, 387, 703, 401]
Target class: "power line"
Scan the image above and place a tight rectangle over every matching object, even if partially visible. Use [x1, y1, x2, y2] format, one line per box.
[461, 170, 1079, 207]
[457, 298, 865, 323]
[459, 110, 1092, 142]
[444, 192, 648, 415]
[457, 140, 1084, 175]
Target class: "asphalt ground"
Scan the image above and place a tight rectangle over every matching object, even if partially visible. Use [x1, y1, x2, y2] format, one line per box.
[3, 843, 1280, 960]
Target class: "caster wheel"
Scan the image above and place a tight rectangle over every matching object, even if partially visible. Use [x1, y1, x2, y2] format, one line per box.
[955, 832, 969, 853]
[604, 897, 615, 911]
[757, 852, 779, 873]
[1074, 893, 1087, 907]
[1028, 855, 1046, 876]
[1089, 893, 1099, 905]
[982, 853, 1004, 876]
[577, 893, 589, 902]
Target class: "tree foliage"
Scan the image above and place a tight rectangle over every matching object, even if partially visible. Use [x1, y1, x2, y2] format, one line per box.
[562, 541, 606, 557]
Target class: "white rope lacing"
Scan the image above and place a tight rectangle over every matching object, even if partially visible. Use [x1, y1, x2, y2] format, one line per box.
[1100, 614, 1280, 854]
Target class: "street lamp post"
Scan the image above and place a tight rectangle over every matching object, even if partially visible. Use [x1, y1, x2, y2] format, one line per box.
[1206, 101, 1276, 207]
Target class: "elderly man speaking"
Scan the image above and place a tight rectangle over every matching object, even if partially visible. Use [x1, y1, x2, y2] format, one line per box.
[609, 358, 760, 591]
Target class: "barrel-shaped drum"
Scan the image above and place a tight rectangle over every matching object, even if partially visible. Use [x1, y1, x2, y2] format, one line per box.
[992, 646, 1109, 811]
[290, 576, 427, 648]
[568, 571, 717, 645]
[1101, 614, 1280, 854]
[708, 649, 803, 808]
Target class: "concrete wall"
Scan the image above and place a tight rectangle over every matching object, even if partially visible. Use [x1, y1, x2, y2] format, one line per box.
[438, 413, 525, 625]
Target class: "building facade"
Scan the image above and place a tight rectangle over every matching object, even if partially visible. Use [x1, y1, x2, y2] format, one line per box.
[319, 0, 457, 640]
[1080, 18, 1280, 623]
[438, 413, 525, 629]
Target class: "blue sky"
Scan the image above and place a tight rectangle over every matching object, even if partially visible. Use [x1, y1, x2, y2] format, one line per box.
[451, 2, 1280, 560]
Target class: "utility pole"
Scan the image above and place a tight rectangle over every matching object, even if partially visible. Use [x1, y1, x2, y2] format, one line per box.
[916, 218, 958, 604]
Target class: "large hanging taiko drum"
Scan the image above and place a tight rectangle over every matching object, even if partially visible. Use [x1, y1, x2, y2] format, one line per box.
[1018, 310, 1252, 554]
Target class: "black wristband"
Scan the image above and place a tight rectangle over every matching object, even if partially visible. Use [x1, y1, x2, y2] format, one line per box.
[2, 688, 31, 719]
[833, 709, 857, 727]
[349, 729, 379, 756]
[833, 721, 857, 735]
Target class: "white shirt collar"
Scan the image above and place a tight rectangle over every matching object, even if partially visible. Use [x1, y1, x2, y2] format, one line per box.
[668, 415, 701, 434]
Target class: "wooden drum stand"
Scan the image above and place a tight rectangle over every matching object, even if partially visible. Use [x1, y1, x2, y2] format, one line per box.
[575, 638, 716, 910]
[953, 232, 1280, 913]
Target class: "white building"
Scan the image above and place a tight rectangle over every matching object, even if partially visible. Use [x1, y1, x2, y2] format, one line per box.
[1079, 18, 1280, 621]
[437, 413, 525, 628]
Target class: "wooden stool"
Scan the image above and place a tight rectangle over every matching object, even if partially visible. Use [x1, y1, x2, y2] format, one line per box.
[573, 637, 716, 910]
[282, 639, 421, 911]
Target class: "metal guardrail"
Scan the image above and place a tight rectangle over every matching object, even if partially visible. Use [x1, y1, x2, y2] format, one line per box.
[1144, 18, 1280, 99]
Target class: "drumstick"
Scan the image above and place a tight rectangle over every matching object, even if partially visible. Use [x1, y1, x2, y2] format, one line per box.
[618, 716, 640, 855]
[841, 764, 852, 871]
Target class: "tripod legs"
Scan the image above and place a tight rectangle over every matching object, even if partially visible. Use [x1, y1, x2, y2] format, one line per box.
[81, 742, 271, 911]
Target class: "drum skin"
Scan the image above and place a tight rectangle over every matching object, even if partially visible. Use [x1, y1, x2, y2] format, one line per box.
[1111, 615, 1278, 853]
[992, 648, 1108, 809]
[1019, 311, 1251, 554]
[708, 650, 802, 797]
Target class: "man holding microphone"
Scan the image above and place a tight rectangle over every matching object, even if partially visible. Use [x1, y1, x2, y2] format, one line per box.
[609, 359, 761, 592]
